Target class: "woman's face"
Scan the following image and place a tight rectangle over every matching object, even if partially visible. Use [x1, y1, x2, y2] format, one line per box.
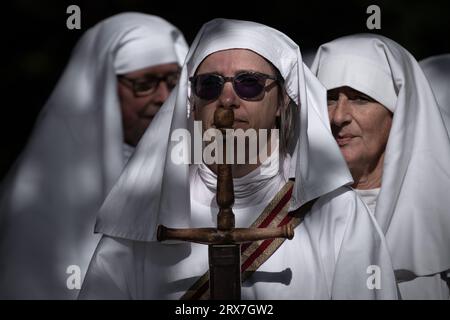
[327, 86, 393, 175]
[117, 63, 180, 146]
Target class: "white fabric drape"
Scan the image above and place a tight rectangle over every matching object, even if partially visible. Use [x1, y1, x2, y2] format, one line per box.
[0, 12, 187, 299]
[312, 34, 450, 278]
[94, 18, 354, 241]
[420, 54, 450, 135]
[81, 19, 398, 300]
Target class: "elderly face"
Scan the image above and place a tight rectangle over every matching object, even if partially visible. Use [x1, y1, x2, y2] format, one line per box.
[327, 86, 392, 181]
[193, 49, 281, 134]
[118, 62, 180, 146]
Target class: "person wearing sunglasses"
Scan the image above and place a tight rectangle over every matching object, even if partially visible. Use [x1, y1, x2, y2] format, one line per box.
[190, 58, 289, 177]
[78, 19, 399, 300]
[311, 35, 450, 299]
[0, 13, 188, 299]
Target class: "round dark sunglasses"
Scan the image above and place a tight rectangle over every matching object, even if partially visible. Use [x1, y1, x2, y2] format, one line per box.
[189, 71, 278, 101]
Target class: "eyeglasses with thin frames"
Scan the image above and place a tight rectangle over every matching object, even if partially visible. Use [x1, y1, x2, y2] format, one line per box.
[118, 70, 181, 97]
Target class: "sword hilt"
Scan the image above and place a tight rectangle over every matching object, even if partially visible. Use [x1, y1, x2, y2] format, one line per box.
[157, 106, 295, 244]
[157, 224, 294, 244]
[157, 107, 294, 300]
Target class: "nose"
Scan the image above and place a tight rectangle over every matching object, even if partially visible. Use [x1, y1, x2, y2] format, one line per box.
[151, 81, 171, 105]
[330, 95, 352, 128]
[218, 81, 239, 110]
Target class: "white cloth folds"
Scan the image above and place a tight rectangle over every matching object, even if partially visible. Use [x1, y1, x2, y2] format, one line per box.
[312, 34, 450, 277]
[83, 20, 398, 300]
[94, 18, 354, 241]
[420, 54, 450, 135]
[0, 12, 187, 299]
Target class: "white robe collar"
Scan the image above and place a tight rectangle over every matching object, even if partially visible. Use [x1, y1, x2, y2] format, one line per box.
[193, 143, 289, 208]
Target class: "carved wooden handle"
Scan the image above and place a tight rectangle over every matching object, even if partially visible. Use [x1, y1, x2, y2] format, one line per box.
[214, 107, 235, 231]
[157, 224, 294, 245]
[157, 107, 295, 247]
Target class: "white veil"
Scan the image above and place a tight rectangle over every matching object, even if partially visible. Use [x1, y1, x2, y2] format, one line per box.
[312, 34, 450, 276]
[420, 54, 450, 135]
[94, 18, 353, 242]
[0, 12, 188, 299]
[85, 20, 398, 300]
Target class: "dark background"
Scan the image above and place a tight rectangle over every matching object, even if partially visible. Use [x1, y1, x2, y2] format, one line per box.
[2, 0, 449, 180]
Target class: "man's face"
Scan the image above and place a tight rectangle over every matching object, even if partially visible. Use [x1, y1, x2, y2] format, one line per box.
[118, 62, 180, 146]
[327, 86, 392, 174]
[193, 49, 280, 134]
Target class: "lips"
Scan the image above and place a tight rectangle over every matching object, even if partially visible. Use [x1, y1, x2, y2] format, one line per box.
[336, 134, 355, 146]
[232, 119, 249, 129]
